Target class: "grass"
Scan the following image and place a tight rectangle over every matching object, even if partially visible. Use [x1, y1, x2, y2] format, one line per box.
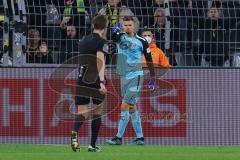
[0, 144, 240, 160]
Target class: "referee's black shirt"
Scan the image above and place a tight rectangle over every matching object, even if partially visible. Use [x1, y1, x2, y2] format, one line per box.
[77, 33, 108, 84]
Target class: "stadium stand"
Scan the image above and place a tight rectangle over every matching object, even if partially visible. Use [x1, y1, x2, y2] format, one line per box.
[0, 0, 240, 67]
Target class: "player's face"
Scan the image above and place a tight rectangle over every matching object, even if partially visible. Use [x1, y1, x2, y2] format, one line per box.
[122, 20, 135, 34]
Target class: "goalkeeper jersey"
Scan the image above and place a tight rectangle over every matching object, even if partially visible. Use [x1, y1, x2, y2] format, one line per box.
[115, 33, 151, 79]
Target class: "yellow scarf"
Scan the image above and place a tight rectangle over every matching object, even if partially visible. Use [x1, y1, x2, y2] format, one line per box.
[106, 5, 119, 27]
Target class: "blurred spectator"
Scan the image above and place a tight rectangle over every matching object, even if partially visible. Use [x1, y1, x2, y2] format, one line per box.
[61, 0, 90, 35]
[151, 8, 178, 66]
[98, 0, 140, 39]
[26, 0, 64, 64]
[200, 1, 229, 66]
[23, 0, 240, 67]
[45, 2, 62, 63]
[67, 25, 78, 39]
[152, 8, 166, 50]
[141, 0, 165, 28]
[121, 0, 151, 28]
[87, 0, 104, 16]
[141, 28, 171, 68]
[92, 0, 108, 9]
[60, 24, 80, 63]
[98, 0, 140, 64]
[27, 29, 53, 63]
[26, 0, 64, 33]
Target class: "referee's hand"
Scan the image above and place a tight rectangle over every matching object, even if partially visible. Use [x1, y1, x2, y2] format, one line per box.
[99, 83, 107, 94]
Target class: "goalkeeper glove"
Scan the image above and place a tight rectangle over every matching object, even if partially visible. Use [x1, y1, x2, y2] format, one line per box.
[111, 22, 121, 34]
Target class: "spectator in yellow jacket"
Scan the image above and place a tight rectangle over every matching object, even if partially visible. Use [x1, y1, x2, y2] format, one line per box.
[141, 28, 171, 68]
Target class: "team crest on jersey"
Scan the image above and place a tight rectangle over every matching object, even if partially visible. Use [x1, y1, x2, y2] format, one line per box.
[119, 41, 131, 50]
[119, 41, 137, 50]
[130, 42, 136, 49]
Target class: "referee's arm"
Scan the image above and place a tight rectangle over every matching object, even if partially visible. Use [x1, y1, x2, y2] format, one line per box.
[97, 51, 105, 82]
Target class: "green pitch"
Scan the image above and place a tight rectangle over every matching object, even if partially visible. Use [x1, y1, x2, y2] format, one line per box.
[0, 144, 240, 160]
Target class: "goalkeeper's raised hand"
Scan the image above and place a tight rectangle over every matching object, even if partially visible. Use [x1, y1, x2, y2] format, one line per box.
[111, 22, 121, 34]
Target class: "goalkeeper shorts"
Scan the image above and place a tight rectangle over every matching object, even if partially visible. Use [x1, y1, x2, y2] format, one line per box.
[120, 75, 144, 105]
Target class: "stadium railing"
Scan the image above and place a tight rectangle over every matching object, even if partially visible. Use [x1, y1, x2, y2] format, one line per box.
[0, 0, 10, 66]
[1, 0, 240, 67]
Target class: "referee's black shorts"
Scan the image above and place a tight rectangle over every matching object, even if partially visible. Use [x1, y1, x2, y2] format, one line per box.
[75, 78, 105, 105]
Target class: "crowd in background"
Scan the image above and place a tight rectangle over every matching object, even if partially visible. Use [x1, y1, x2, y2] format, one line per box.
[1, 0, 240, 66]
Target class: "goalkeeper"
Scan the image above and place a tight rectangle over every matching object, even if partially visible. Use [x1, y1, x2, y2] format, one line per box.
[105, 16, 157, 145]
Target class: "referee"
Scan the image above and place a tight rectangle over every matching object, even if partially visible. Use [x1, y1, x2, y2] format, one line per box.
[71, 15, 108, 152]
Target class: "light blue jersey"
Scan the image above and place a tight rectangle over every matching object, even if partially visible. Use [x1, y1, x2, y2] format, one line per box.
[116, 33, 150, 79]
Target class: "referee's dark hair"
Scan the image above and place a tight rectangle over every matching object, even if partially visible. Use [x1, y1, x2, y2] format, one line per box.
[92, 15, 108, 30]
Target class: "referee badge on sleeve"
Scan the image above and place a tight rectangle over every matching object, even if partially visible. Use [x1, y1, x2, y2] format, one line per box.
[103, 43, 109, 54]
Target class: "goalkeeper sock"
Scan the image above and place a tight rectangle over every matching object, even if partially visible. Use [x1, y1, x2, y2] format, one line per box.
[73, 115, 85, 132]
[131, 111, 144, 138]
[91, 115, 102, 148]
[116, 111, 130, 138]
